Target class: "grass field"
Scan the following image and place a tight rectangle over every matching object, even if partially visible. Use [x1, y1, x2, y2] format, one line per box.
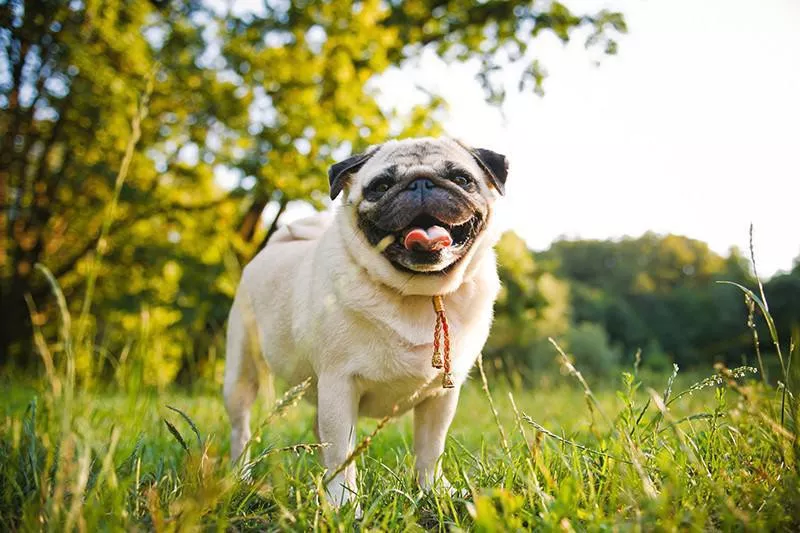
[1, 353, 798, 531]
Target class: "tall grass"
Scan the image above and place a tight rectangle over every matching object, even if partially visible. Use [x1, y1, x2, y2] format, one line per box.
[1, 271, 797, 530]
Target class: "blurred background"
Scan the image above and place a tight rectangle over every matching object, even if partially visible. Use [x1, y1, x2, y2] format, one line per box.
[2, 0, 799, 389]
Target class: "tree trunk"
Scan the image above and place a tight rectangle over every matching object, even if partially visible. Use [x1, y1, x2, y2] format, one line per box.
[255, 197, 288, 253]
[0, 284, 33, 367]
[238, 195, 269, 242]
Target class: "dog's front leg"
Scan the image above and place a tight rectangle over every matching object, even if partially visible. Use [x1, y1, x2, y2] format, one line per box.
[317, 374, 359, 509]
[414, 387, 460, 490]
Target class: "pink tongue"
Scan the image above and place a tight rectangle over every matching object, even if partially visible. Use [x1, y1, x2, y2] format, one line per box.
[403, 225, 453, 252]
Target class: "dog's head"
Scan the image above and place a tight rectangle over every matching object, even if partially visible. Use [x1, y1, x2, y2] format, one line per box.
[330, 137, 508, 291]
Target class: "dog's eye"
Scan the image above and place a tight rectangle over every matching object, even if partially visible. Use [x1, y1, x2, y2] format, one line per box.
[363, 177, 396, 200]
[364, 180, 393, 199]
[373, 182, 390, 193]
[451, 175, 471, 188]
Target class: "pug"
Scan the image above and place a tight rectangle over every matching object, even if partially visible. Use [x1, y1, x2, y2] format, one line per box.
[224, 137, 508, 509]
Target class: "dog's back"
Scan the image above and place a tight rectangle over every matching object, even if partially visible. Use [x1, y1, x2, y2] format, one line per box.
[267, 211, 333, 245]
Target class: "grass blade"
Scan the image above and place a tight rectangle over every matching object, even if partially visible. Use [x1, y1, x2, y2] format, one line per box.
[163, 419, 189, 453]
[718, 281, 785, 376]
[167, 406, 202, 447]
[521, 414, 634, 465]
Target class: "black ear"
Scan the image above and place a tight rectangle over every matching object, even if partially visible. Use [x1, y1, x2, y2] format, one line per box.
[328, 148, 377, 200]
[470, 148, 509, 195]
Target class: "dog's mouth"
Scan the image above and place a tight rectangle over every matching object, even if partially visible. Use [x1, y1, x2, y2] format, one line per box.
[398, 214, 477, 251]
[361, 213, 484, 273]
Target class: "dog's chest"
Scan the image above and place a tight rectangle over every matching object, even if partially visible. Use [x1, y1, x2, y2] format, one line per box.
[345, 326, 451, 416]
[355, 372, 442, 418]
[348, 323, 441, 379]
[336, 300, 489, 415]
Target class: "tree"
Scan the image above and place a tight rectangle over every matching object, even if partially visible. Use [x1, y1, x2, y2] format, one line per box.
[485, 231, 570, 380]
[1, 0, 626, 378]
[564, 322, 621, 377]
[764, 272, 800, 349]
[541, 234, 755, 369]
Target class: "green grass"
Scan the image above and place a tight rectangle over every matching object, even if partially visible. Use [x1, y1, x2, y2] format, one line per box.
[2, 263, 797, 530]
[1, 359, 797, 531]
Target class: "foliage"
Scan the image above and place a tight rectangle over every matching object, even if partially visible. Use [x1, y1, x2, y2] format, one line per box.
[764, 269, 800, 377]
[484, 232, 800, 381]
[485, 231, 570, 381]
[1, 0, 626, 375]
[564, 321, 621, 377]
[538, 233, 762, 370]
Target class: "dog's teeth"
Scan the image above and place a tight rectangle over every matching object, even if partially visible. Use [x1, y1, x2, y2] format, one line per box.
[375, 234, 396, 253]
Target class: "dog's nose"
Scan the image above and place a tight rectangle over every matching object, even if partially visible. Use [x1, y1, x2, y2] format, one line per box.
[406, 178, 435, 192]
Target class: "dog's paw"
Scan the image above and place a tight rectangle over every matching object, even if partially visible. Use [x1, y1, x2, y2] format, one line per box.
[322, 477, 363, 520]
[420, 475, 467, 499]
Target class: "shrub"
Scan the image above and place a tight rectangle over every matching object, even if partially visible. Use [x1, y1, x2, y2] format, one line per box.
[564, 322, 622, 377]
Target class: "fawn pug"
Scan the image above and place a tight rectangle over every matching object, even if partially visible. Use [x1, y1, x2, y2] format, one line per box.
[224, 137, 508, 509]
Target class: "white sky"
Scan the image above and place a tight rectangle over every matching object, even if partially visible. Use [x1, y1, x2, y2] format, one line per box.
[368, 0, 800, 277]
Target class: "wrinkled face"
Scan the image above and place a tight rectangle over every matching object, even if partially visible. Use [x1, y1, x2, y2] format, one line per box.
[338, 139, 506, 273]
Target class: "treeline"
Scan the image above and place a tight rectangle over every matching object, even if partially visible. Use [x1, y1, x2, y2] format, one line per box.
[486, 231, 800, 382]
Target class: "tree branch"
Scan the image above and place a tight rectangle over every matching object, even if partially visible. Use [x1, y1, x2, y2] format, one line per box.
[238, 194, 269, 242]
[255, 197, 288, 254]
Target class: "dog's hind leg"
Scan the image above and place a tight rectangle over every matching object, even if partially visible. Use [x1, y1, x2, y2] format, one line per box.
[224, 293, 262, 464]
